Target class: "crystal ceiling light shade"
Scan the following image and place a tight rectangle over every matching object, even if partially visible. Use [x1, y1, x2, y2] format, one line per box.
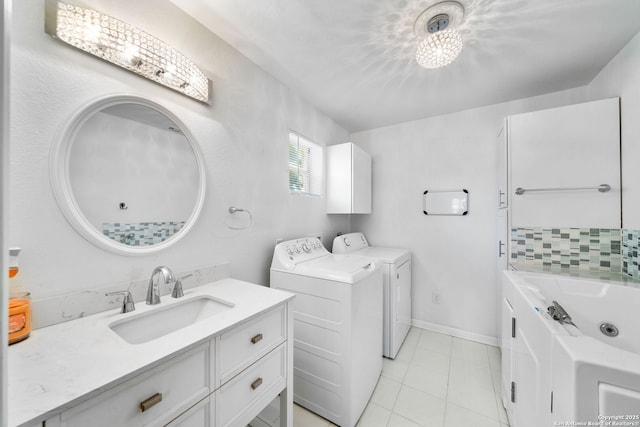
[44, 0, 211, 103]
[416, 28, 464, 69]
[413, 1, 465, 70]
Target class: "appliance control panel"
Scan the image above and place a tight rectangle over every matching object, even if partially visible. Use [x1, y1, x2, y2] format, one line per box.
[332, 232, 369, 254]
[271, 237, 329, 270]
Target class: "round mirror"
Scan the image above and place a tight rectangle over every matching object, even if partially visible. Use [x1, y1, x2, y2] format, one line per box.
[50, 95, 206, 255]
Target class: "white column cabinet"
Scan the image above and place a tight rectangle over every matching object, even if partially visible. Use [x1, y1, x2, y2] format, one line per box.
[326, 142, 372, 214]
[498, 98, 621, 425]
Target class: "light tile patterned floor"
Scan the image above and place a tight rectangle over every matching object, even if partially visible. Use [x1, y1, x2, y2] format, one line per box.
[291, 327, 510, 427]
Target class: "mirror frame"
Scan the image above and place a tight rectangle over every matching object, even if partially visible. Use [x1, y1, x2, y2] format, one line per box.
[50, 94, 206, 255]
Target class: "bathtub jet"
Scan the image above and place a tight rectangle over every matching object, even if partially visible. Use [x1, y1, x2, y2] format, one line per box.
[599, 322, 619, 337]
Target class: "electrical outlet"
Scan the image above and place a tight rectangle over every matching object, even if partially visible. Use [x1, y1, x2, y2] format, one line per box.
[432, 292, 441, 304]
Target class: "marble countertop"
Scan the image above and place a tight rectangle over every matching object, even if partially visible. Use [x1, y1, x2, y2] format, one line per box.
[8, 278, 294, 427]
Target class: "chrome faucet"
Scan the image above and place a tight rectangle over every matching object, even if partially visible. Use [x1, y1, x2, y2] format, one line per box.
[105, 290, 136, 313]
[172, 274, 193, 299]
[146, 266, 175, 305]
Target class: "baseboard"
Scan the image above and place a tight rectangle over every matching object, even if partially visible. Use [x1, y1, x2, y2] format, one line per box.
[411, 319, 499, 347]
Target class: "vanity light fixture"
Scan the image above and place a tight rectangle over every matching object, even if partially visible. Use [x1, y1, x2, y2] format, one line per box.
[414, 1, 465, 69]
[44, 0, 211, 103]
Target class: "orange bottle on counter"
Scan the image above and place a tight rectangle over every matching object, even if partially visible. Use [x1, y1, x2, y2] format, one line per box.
[8, 247, 20, 278]
[9, 292, 31, 344]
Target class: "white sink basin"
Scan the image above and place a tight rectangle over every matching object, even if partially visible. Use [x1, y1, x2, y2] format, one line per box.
[109, 296, 234, 344]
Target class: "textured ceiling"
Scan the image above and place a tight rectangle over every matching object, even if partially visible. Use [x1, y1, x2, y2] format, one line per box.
[171, 0, 640, 132]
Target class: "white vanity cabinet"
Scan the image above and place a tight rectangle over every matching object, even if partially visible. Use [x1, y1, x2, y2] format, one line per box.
[37, 302, 292, 427]
[326, 142, 372, 214]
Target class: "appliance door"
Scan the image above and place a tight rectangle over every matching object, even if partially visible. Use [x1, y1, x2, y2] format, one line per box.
[390, 259, 412, 359]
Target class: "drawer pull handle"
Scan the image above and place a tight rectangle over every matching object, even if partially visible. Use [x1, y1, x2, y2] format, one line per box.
[139, 393, 162, 412]
[251, 377, 263, 390]
[251, 333, 263, 344]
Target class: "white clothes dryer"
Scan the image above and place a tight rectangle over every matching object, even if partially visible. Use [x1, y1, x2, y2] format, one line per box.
[333, 232, 412, 359]
[270, 237, 383, 427]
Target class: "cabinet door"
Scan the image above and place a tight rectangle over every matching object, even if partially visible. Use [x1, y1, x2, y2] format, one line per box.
[326, 143, 372, 214]
[510, 98, 620, 228]
[497, 124, 508, 209]
[351, 143, 372, 214]
[511, 287, 554, 427]
[500, 295, 514, 423]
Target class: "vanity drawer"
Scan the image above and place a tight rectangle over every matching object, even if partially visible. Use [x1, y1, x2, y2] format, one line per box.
[165, 394, 212, 427]
[217, 344, 286, 427]
[218, 304, 286, 384]
[60, 344, 209, 427]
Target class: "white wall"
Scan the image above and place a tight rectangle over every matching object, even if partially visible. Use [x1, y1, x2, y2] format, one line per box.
[10, 0, 350, 301]
[586, 32, 640, 229]
[350, 88, 588, 342]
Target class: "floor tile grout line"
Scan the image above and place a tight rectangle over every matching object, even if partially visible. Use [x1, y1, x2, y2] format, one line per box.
[442, 335, 453, 427]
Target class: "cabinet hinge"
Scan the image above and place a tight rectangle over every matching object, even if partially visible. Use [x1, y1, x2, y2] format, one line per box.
[550, 391, 553, 413]
[511, 317, 516, 338]
[511, 381, 516, 403]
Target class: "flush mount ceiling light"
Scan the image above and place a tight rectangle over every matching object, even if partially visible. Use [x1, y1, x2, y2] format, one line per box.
[44, 0, 211, 103]
[414, 1, 465, 69]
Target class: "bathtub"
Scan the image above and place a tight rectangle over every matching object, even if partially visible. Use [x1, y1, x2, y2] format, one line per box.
[502, 271, 640, 426]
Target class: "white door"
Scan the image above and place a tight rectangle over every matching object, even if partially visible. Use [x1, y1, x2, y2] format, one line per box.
[510, 98, 620, 228]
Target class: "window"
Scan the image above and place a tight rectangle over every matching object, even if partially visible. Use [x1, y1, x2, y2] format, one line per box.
[289, 131, 323, 196]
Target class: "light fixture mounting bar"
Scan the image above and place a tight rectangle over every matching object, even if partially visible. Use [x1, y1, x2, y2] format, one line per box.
[414, 1, 465, 38]
[44, 0, 211, 104]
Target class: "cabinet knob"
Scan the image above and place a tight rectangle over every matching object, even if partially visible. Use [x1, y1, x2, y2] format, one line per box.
[251, 333, 263, 344]
[251, 377, 263, 390]
[139, 392, 162, 412]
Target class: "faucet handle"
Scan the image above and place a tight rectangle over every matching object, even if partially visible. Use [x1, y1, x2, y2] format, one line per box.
[172, 274, 192, 298]
[106, 290, 136, 313]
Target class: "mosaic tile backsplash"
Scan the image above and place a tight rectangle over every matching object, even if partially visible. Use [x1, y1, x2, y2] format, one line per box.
[623, 230, 640, 278]
[511, 227, 640, 279]
[102, 221, 185, 246]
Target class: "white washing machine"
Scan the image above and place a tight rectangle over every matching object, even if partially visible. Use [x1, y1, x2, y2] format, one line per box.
[333, 232, 411, 359]
[270, 237, 383, 427]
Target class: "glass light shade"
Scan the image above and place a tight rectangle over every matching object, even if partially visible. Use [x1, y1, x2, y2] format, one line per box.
[415, 28, 464, 69]
[45, 1, 210, 103]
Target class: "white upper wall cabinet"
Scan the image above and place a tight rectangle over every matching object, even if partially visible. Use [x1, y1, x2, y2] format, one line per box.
[509, 98, 621, 228]
[326, 142, 372, 214]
